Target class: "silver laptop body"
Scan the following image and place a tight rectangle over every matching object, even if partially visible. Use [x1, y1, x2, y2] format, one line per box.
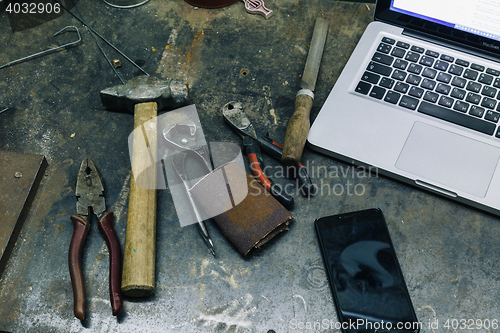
[308, 0, 500, 215]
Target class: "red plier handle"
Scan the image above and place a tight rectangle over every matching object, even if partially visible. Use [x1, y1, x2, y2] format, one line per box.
[69, 212, 122, 320]
[243, 136, 294, 209]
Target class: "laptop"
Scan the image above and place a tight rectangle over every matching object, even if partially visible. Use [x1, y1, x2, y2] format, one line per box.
[308, 0, 500, 215]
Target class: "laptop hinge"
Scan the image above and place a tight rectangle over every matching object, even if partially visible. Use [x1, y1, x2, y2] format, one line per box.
[402, 28, 500, 64]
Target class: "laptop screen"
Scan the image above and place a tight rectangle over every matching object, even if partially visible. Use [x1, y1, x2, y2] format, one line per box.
[375, 0, 500, 58]
[390, 0, 500, 43]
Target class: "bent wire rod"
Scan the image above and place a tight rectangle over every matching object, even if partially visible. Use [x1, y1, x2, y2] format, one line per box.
[0, 26, 82, 70]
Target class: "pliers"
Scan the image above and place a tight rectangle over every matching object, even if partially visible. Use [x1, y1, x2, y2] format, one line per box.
[222, 101, 315, 209]
[69, 158, 122, 320]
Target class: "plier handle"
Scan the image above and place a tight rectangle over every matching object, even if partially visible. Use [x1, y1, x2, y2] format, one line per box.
[69, 158, 122, 320]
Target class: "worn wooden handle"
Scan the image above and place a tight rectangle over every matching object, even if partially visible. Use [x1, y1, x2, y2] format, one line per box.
[121, 101, 157, 297]
[282, 93, 313, 166]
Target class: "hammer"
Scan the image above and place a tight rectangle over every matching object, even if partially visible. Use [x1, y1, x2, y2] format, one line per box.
[101, 75, 188, 297]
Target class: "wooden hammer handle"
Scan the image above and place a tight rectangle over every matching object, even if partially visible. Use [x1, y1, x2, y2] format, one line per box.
[121, 101, 158, 297]
[282, 92, 314, 166]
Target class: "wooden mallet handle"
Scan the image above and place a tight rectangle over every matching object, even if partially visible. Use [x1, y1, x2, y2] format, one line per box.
[121, 101, 158, 297]
[282, 89, 314, 166]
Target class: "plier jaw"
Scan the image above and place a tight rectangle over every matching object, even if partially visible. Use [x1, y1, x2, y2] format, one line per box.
[75, 158, 106, 217]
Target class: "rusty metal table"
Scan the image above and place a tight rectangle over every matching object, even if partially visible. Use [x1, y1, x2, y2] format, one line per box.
[1, 1, 499, 332]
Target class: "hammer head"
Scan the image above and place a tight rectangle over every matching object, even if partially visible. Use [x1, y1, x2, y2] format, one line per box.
[100, 75, 189, 113]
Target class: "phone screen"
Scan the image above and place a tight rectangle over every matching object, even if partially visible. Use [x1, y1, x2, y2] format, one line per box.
[315, 208, 419, 333]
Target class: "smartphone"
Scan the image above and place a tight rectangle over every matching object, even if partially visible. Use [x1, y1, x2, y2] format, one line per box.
[315, 208, 420, 333]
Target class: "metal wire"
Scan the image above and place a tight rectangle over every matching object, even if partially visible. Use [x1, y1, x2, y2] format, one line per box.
[0, 26, 81, 70]
[55, 0, 149, 76]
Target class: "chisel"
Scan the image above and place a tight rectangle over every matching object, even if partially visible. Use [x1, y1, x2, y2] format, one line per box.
[282, 18, 329, 166]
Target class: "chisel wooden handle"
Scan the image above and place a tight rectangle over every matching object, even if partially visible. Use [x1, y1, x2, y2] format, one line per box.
[69, 215, 90, 321]
[121, 101, 157, 297]
[282, 90, 314, 166]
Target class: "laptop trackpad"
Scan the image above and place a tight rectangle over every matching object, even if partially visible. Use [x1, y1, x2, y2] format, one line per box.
[396, 122, 500, 198]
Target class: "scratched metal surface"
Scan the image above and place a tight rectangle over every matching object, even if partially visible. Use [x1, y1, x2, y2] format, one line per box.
[1, 1, 500, 332]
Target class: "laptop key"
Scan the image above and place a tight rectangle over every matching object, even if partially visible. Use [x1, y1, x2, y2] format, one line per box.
[391, 47, 406, 58]
[456, 59, 470, 67]
[466, 81, 482, 93]
[399, 95, 419, 110]
[470, 105, 485, 118]
[436, 72, 452, 83]
[494, 78, 500, 88]
[425, 50, 439, 58]
[451, 88, 466, 100]
[367, 61, 392, 76]
[452, 76, 467, 88]
[384, 91, 401, 104]
[382, 37, 396, 45]
[406, 74, 422, 86]
[434, 60, 449, 71]
[380, 77, 395, 89]
[361, 71, 380, 84]
[471, 63, 485, 72]
[408, 63, 423, 74]
[481, 97, 497, 109]
[422, 67, 437, 79]
[421, 78, 437, 90]
[485, 110, 500, 123]
[486, 68, 500, 76]
[377, 43, 392, 54]
[405, 51, 420, 63]
[355, 81, 371, 95]
[396, 41, 410, 49]
[482, 86, 497, 97]
[441, 54, 454, 62]
[454, 100, 469, 112]
[418, 101, 496, 135]
[436, 83, 451, 95]
[409, 86, 424, 98]
[464, 69, 479, 80]
[394, 81, 410, 93]
[424, 91, 439, 103]
[466, 92, 481, 104]
[393, 59, 408, 70]
[438, 96, 454, 108]
[420, 56, 435, 67]
[449, 64, 464, 76]
[391, 70, 407, 81]
[372, 52, 394, 65]
[478, 73, 493, 85]
[369, 86, 386, 99]
[410, 45, 424, 53]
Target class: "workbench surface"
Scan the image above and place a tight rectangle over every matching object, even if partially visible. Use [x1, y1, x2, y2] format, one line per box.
[1, 1, 500, 332]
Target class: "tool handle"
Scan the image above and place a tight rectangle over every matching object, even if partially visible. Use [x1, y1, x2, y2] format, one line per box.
[257, 133, 315, 197]
[282, 92, 314, 166]
[245, 138, 294, 209]
[122, 101, 157, 297]
[69, 215, 90, 321]
[97, 211, 123, 316]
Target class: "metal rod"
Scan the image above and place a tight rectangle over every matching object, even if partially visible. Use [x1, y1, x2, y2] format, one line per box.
[55, 0, 149, 76]
[0, 26, 81, 70]
[70, 0, 125, 84]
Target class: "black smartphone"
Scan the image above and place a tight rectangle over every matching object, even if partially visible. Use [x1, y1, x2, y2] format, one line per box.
[315, 208, 420, 333]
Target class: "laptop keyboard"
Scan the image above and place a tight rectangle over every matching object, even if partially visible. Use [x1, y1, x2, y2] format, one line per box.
[355, 36, 500, 137]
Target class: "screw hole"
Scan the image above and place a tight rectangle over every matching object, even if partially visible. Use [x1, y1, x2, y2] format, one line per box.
[241, 69, 249, 76]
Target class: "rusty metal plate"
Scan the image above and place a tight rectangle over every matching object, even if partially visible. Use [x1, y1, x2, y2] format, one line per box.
[0, 150, 47, 278]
